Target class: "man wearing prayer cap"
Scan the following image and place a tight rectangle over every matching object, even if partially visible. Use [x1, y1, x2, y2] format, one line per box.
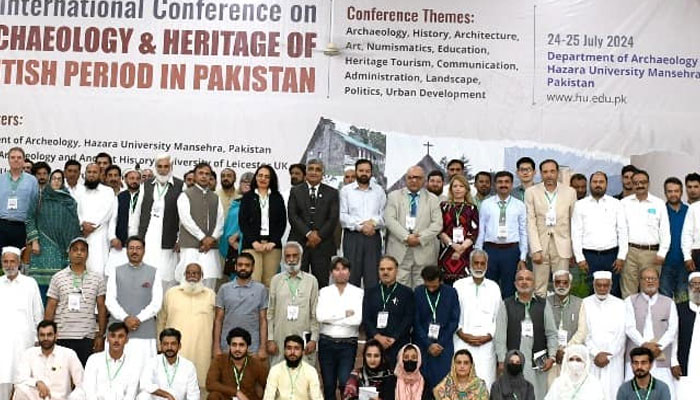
[575, 270, 626, 400]
[546, 270, 584, 383]
[139, 153, 184, 291]
[0, 246, 44, 398]
[671, 271, 700, 397]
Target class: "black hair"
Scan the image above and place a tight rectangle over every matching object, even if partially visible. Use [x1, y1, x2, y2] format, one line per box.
[629, 346, 655, 362]
[64, 159, 82, 170]
[664, 177, 683, 189]
[193, 162, 213, 175]
[420, 265, 441, 282]
[331, 256, 351, 271]
[227, 327, 252, 346]
[539, 159, 559, 171]
[37, 320, 57, 334]
[446, 159, 464, 170]
[284, 334, 305, 348]
[236, 252, 256, 266]
[289, 163, 306, 175]
[494, 171, 514, 181]
[516, 157, 535, 170]
[685, 173, 700, 185]
[363, 339, 387, 367]
[570, 173, 587, 183]
[108, 322, 129, 335]
[355, 158, 373, 171]
[125, 235, 145, 248]
[184, 170, 194, 180]
[105, 164, 121, 177]
[474, 171, 492, 182]
[380, 255, 399, 268]
[31, 161, 51, 176]
[633, 170, 650, 181]
[454, 348, 474, 364]
[250, 164, 279, 193]
[427, 170, 444, 180]
[589, 171, 608, 183]
[159, 328, 182, 343]
[621, 164, 639, 176]
[95, 152, 113, 164]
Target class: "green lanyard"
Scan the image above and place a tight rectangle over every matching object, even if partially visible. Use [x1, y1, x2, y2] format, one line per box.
[232, 356, 248, 391]
[286, 276, 300, 302]
[632, 377, 654, 400]
[453, 202, 465, 224]
[130, 192, 140, 213]
[155, 182, 168, 199]
[424, 289, 441, 322]
[71, 270, 85, 290]
[162, 356, 180, 388]
[7, 173, 23, 194]
[570, 375, 587, 399]
[380, 283, 397, 310]
[521, 298, 532, 320]
[544, 190, 557, 205]
[497, 197, 511, 225]
[286, 365, 302, 400]
[105, 354, 126, 384]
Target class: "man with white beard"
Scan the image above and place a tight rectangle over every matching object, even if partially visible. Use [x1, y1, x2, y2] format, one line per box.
[671, 272, 700, 398]
[452, 249, 501, 389]
[157, 263, 215, 396]
[0, 247, 44, 399]
[578, 271, 626, 400]
[546, 270, 584, 382]
[624, 266, 678, 399]
[76, 163, 115, 276]
[139, 153, 184, 291]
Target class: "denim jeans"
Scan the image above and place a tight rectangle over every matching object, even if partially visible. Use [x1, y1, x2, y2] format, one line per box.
[583, 248, 620, 297]
[660, 261, 689, 302]
[318, 336, 357, 400]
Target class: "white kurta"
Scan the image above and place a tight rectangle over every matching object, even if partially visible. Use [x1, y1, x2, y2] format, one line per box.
[581, 295, 626, 400]
[137, 354, 199, 400]
[81, 351, 140, 400]
[452, 277, 501, 389]
[0, 274, 44, 383]
[76, 184, 115, 276]
[624, 293, 678, 399]
[174, 190, 225, 281]
[143, 183, 179, 282]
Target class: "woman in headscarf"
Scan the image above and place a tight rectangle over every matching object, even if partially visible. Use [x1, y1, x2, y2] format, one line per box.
[344, 339, 397, 400]
[490, 350, 535, 400]
[25, 169, 81, 301]
[545, 344, 606, 400]
[394, 344, 429, 400]
[219, 171, 253, 279]
[434, 349, 489, 400]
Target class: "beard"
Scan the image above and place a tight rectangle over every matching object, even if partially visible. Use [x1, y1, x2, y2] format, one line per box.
[164, 350, 177, 358]
[689, 290, 700, 305]
[470, 268, 486, 279]
[356, 175, 371, 185]
[282, 262, 301, 274]
[84, 179, 99, 190]
[595, 293, 609, 301]
[180, 280, 204, 294]
[221, 180, 234, 189]
[554, 286, 570, 296]
[427, 186, 442, 196]
[155, 171, 171, 185]
[285, 356, 301, 368]
[40, 340, 55, 350]
[237, 270, 252, 279]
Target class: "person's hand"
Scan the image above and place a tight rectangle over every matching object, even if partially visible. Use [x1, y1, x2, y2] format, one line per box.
[497, 362, 504, 375]
[361, 222, 376, 236]
[36, 381, 51, 399]
[451, 251, 461, 261]
[542, 358, 554, 372]
[386, 337, 396, 347]
[252, 241, 265, 252]
[407, 234, 421, 247]
[517, 260, 528, 271]
[93, 336, 104, 352]
[31, 240, 40, 255]
[451, 242, 462, 252]
[81, 222, 96, 236]
[556, 349, 565, 365]
[593, 352, 611, 368]
[671, 365, 682, 380]
[577, 260, 589, 274]
[124, 316, 141, 331]
[265, 242, 275, 252]
[532, 251, 543, 264]
[214, 346, 223, 357]
[428, 343, 443, 357]
[345, 310, 355, 317]
[685, 260, 696, 272]
[266, 340, 278, 355]
[237, 390, 250, 400]
[174, 242, 180, 253]
[653, 255, 664, 266]
[373, 334, 390, 349]
[307, 231, 322, 248]
[110, 238, 122, 250]
[257, 346, 268, 361]
[613, 259, 625, 273]
[642, 342, 662, 358]
[304, 340, 316, 355]
[461, 239, 473, 251]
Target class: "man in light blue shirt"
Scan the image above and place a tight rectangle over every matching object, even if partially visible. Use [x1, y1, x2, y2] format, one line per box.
[0, 147, 39, 249]
[476, 171, 527, 298]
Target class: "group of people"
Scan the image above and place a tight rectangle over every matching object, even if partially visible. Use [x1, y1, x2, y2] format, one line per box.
[1, 145, 699, 400]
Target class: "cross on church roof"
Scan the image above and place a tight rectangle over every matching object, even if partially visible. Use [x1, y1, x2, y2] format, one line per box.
[423, 141, 434, 156]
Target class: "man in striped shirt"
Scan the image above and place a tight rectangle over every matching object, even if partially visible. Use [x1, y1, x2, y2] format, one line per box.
[45, 237, 108, 366]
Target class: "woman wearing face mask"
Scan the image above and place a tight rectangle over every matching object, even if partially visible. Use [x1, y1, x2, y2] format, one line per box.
[434, 349, 489, 400]
[544, 344, 606, 400]
[395, 344, 429, 400]
[344, 339, 397, 400]
[489, 350, 535, 400]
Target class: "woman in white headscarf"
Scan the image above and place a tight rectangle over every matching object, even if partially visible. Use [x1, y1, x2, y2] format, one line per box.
[545, 344, 607, 400]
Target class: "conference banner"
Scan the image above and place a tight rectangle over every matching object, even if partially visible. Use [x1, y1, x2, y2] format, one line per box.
[1, 0, 699, 192]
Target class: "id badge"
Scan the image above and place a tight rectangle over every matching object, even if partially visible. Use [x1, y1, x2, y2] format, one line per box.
[647, 208, 658, 227]
[545, 207, 556, 226]
[68, 293, 81, 311]
[428, 323, 440, 340]
[377, 311, 389, 328]
[260, 225, 270, 236]
[497, 224, 508, 239]
[521, 320, 534, 337]
[557, 329, 568, 347]
[405, 216, 416, 231]
[7, 197, 18, 210]
[452, 227, 464, 244]
[287, 305, 299, 321]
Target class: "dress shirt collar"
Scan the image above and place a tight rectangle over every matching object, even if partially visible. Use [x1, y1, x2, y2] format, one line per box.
[151, 176, 175, 186]
[128, 262, 144, 269]
[0, 273, 22, 284]
[381, 281, 398, 290]
[285, 270, 303, 280]
[515, 294, 533, 306]
[350, 181, 373, 191]
[544, 184, 558, 195]
[194, 184, 209, 193]
[586, 194, 608, 203]
[642, 292, 658, 305]
[552, 294, 570, 307]
[107, 351, 126, 363]
[233, 278, 252, 288]
[307, 183, 320, 192]
[255, 188, 269, 198]
[494, 194, 511, 203]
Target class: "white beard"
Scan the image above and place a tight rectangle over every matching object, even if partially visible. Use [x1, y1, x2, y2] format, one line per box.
[155, 172, 172, 185]
[181, 281, 204, 294]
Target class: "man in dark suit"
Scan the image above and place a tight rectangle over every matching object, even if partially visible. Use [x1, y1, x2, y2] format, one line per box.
[287, 159, 339, 287]
[106, 168, 142, 269]
[138, 153, 184, 289]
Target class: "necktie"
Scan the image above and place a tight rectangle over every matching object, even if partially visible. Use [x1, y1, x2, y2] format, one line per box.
[310, 186, 317, 209]
[409, 192, 418, 217]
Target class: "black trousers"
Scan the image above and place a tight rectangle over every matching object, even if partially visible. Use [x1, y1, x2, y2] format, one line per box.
[302, 240, 334, 287]
[0, 219, 26, 249]
[57, 337, 94, 366]
[343, 229, 381, 288]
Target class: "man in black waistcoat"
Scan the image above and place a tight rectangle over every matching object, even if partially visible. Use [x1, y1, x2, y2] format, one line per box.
[106, 168, 142, 270]
[672, 272, 700, 381]
[287, 159, 339, 287]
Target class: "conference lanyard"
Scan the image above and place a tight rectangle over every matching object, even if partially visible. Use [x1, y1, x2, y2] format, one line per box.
[7, 173, 23, 194]
[71, 270, 85, 290]
[632, 377, 654, 400]
[453, 202, 465, 224]
[425, 289, 441, 322]
[105, 354, 126, 383]
[286, 365, 302, 400]
[286, 276, 300, 302]
[162, 356, 179, 388]
[155, 182, 168, 200]
[233, 356, 248, 391]
[544, 190, 557, 205]
[497, 197, 511, 224]
[558, 296, 569, 329]
[380, 283, 397, 310]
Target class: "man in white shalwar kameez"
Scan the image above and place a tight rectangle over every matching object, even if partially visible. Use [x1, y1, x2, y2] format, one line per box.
[175, 163, 224, 290]
[106, 169, 143, 275]
[138, 154, 183, 291]
[0, 247, 44, 399]
[579, 271, 626, 400]
[452, 249, 502, 390]
[624, 266, 678, 399]
[76, 163, 115, 276]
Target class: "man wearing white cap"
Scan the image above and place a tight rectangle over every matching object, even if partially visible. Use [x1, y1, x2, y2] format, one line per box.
[546, 270, 584, 382]
[0, 246, 44, 398]
[577, 270, 626, 400]
[138, 154, 183, 291]
[75, 163, 115, 276]
[106, 168, 143, 273]
[671, 271, 700, 398]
